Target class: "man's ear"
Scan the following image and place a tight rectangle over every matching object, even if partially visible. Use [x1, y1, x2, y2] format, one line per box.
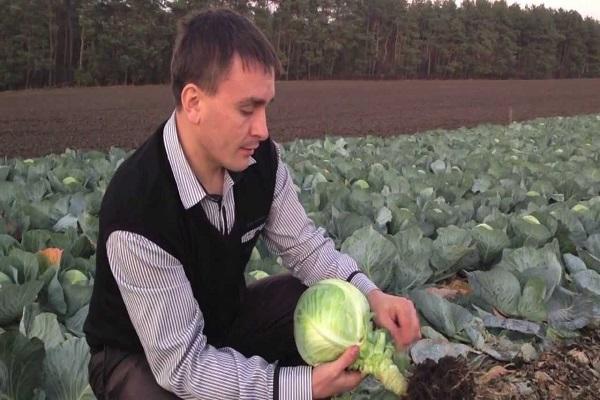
[180, 83, 206, 124]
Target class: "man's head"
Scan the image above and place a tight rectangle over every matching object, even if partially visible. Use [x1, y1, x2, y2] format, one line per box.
[170, 8, 281, 107]
[170, 9, 281, 174]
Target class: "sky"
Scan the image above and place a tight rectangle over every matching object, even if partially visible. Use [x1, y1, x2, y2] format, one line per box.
[502, 1, 600, 21]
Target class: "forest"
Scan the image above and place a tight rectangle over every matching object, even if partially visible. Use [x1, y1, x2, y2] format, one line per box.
[2, 0, 600, 90]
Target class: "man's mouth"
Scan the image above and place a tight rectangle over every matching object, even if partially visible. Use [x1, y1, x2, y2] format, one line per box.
[240, 146, 257, 155]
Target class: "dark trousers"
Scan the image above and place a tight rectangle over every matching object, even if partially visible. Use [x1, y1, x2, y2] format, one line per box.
[88, 273, 308, 399]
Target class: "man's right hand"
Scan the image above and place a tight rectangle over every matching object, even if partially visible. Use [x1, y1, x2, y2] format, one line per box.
[312, 346, 364, 399]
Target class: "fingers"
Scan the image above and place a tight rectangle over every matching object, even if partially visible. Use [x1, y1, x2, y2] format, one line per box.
[312, 346, 364, 398]
[399, 300, 421, 345]
[333, 350, 364, 394]
[386, 298, 421, 347]
[338, 370, 364, 389]
[334, 345, 360, 370]
[370, 291, 422, 347]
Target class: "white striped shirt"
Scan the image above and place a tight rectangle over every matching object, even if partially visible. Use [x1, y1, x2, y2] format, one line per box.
[106, 111, 378, 399]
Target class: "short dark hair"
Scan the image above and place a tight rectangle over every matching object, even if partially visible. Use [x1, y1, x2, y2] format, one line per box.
[170, 8, 281, 107]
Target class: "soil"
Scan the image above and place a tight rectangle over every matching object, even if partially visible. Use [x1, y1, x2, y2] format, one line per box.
[408, 356, 475, 400]
[2, 79, 600, 158]
[403, 327, 599, 400]
[473, 328, 600, 400]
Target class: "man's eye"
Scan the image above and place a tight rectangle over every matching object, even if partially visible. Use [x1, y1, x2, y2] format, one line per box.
[240, 109, 253, 116]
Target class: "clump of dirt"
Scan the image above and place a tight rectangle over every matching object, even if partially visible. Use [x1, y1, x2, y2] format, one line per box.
[407, 356, 475, 400]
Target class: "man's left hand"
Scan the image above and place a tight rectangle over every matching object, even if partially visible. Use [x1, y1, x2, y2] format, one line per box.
[367, 289, 421, 349]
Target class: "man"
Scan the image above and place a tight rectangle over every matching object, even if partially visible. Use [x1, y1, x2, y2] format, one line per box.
[84, 8, 420, 400]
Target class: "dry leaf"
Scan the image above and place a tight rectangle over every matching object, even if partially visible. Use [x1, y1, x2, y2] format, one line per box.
[534, 371, 553, 384]
[477, 365, 511, 384]
[549, 384, 567, 398]
[447, 278, 472, 295]
[492, 307, 509, 318]
[38, 247, 63, 267]
[425, 287, 459, 299]
[568, 349, 590, 365]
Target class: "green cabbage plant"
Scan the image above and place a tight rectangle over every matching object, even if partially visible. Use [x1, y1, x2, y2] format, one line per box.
[293, 279, 407, 396]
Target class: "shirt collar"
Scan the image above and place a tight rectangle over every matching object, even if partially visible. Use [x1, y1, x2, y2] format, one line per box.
[163, 111, 256, 210]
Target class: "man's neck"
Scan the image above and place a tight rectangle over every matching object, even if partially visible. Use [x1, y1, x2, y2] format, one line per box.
[174, 112, 224, 195]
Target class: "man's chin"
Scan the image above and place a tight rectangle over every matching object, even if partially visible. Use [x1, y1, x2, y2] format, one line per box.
[226, 158, 252, 173]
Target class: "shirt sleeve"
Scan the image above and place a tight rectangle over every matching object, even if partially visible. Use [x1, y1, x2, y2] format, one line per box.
[262, 143, 379, 297]
[106, 230, 312, 400]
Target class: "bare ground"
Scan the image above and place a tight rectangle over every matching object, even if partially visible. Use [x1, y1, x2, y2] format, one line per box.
[2, 79, 600, 158]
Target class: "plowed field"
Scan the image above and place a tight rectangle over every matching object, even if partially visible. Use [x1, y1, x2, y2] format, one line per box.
[1, 79, 600, 158]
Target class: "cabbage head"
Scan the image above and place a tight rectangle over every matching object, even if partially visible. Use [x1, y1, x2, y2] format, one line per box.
[63, 269, 88, 285]
[294, 279, 407, 396]
[0, 271, 12, 284]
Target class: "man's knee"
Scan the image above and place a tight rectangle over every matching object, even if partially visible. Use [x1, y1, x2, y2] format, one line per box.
[88, 348, 179, 400]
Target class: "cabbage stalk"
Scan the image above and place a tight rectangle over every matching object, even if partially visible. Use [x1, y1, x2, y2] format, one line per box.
[294, 279, 407, 396]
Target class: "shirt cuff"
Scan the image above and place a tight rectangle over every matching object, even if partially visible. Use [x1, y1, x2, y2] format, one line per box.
[348, 271, 379, 297]
[276, 365, 312, 400]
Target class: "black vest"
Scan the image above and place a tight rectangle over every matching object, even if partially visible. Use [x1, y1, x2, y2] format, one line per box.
[83, 121, 278, 353]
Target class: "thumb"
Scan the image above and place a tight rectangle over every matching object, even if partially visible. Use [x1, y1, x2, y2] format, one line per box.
[335, 345, 360, 370]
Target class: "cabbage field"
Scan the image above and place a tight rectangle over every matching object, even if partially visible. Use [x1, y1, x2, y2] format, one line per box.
[1, 114, 599, 399]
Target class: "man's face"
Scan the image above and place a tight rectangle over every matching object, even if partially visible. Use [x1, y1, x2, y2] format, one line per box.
[197, 54, 275, 172]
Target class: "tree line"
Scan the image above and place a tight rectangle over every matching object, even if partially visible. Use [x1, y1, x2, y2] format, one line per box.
[2, 0, 600, 90]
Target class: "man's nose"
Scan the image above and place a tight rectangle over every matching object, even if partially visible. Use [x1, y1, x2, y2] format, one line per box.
[250, 108, 269, 140]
